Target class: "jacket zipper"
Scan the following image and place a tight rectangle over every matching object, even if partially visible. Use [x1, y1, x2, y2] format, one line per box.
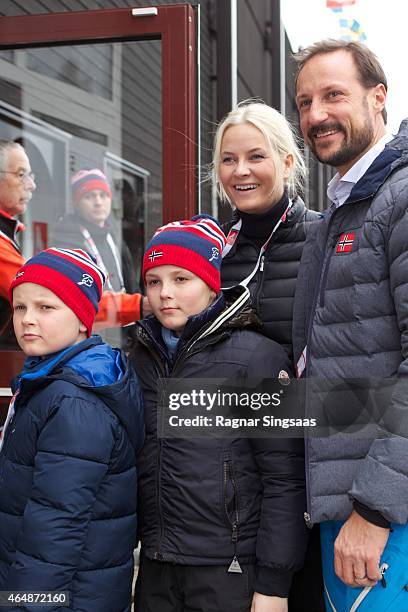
[317, 209, 338, 308]
[254, 255, 267, 314]
[137, 316, 235, 559]
[223, 460, 240, 550]
[138, 332, 168, 561]
[153, 373, 165, 561]
[302, 206, 338, 523]
[139, 328, 228, 560]
[0, 384, 22, 456]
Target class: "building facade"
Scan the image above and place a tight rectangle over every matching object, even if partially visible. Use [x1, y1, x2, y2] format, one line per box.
[0, 0, 330, 409]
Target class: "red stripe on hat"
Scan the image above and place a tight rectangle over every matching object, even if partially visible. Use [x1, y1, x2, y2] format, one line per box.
[10, 264, 97, 336]
[73, 178, 112, 204]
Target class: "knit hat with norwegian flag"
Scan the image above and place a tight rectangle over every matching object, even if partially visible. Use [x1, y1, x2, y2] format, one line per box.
[9, 248, 106, 337]
[142, 215, 226, 293]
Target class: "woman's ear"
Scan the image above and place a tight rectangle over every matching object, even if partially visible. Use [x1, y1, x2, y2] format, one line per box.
[283, 154, 294, 181]
[79, 323, 87, 334]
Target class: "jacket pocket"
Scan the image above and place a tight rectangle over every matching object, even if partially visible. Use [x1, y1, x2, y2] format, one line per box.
[354, 560, 408, 612]
[325, 562, 408, 612]
[223, 459, 240, 543]
[349, 563, 388, 611]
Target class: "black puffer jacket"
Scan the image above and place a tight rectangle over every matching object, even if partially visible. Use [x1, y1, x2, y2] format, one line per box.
[130, 287, 308, 598]
[221, 195, 320, 359]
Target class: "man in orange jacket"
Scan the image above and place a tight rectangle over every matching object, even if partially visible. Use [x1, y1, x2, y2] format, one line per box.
[0, 141, 36, 344]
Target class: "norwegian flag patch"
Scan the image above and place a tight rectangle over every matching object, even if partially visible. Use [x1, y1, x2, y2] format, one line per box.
[336, 232, 355, 254]
[148, 249, 163, 262]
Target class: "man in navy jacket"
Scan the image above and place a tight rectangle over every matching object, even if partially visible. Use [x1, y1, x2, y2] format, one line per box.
[293, 39, 408, 610]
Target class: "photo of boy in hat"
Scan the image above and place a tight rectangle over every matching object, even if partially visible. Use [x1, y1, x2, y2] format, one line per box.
[0, 248, 144, 612]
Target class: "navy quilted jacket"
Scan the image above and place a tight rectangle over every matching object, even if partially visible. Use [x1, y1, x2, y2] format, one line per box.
[0, 336, 144, 612]
[293, 120, 408, 525]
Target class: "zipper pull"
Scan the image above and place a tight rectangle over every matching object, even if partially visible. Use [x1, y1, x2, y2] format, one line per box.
[259, 255, 265, 272]
[380, 563, 389, 588]
[381, 576, 387, 588]
[228, 555, 242, 574]
[304, 512, 313, 529]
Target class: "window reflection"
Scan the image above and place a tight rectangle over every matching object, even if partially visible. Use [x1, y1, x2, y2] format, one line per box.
[0, 40, 162, 352]
[26, 45, 113, 99]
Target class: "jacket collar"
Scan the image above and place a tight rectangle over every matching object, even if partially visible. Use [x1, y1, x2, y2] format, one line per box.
[73, 213, 110, 237]
[137, 285, 251, 360]
[345, 119, 408, 204]
[16, 335, 103, 386]
[229, 192, 305, 231]
[345, 147, 402, 204]
[0, 210, 24, 250]
[137, 292, 226, 356]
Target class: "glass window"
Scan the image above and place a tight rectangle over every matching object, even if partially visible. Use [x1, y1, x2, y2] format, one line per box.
[26, 45, 113, 100]
[0, 40, 162, 351]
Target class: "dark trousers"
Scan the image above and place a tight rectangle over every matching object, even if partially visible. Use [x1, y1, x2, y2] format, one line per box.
[134, 528, 325, 612]
[134, 555, 255, 612]
[288, 525, 325, 612]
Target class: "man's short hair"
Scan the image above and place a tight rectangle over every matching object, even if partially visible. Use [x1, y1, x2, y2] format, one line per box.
[0, 141, 24, 174]
[293, 39, 388, 124]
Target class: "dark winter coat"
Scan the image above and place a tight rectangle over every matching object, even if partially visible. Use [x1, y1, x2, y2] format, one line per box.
[221, 194, 320, 359]
[293, 120, 408, 525]
[0, 336, 144, 612]
[53, 213, 139, 293]
[130, 287, 308, 598]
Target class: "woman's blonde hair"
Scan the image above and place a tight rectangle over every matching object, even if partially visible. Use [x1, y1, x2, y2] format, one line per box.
[211, 101, 306, 203]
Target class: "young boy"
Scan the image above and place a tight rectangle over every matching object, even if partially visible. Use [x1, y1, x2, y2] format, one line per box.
[130, 216, 308, 612]
[0, 248, 144, 612]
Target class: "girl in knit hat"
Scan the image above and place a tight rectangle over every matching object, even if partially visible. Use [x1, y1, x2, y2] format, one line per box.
[130, 215, 308, 612]
[0, 248, 144, 612]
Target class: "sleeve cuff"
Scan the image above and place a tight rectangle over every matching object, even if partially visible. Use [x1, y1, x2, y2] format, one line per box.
[254, 565, 294, 598]
[353, 500, 390, 529]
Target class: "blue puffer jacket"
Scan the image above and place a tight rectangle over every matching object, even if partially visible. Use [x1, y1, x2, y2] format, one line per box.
[0, 336, 144, 612]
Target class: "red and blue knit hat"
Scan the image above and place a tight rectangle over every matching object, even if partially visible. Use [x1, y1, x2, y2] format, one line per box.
[71, 168, 112, 205]
[142, 214, 226, 293]
[9, 248, 106, 337]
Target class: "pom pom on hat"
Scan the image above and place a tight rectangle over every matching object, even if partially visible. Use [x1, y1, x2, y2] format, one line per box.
[142, 214, 226, 293]
[9, 248, 106, 337]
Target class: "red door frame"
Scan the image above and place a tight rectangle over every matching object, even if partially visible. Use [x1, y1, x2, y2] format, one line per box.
[0, 3, 197, 222]
[0, 4, 197, 392]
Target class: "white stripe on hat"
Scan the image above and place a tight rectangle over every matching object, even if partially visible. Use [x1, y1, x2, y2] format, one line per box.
[191, 220, 226, 251]
[47, 247, 106, 288]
